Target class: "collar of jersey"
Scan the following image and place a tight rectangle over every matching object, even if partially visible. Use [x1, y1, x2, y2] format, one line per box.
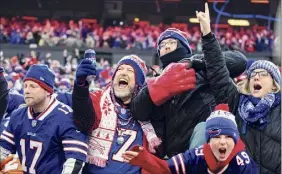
[27, 97, 59, 120]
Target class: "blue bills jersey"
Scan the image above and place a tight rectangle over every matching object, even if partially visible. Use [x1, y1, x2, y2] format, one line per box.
[0, 98, 88, 174]
[167, 146, 258, 174]
[5, 92, 25, 118]
[54, 92, 72, 107]
[84, 117, 143, 174]
[0, 92, 25, 134]
[0, 92, 71, 135]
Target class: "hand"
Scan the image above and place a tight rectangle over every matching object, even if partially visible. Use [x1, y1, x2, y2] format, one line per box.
[75, 59, 97, 85]
[147, 62, 196, 106]
[122, 146, 143, 163]
[122, 146, 171, 174]
[196, 3, 211, 36]
[179, 58, 206, 71]
[0, 155, 23, 174]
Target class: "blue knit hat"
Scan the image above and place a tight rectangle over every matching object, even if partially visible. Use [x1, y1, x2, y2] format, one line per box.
[247, 60, 281, 85]
[205, 104, 239, 144]
[247, 59, 255, 69]
[157, 28, 192, 56]
[114, 55, 147, 86]
[24, 64, 55, 94]
[84, 49, 96, 62]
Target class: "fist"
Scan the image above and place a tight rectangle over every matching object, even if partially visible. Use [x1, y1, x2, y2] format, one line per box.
[76, 59, 97, 85]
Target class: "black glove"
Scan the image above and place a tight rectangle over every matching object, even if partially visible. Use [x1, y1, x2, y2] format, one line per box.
[179, 58, 206, 71]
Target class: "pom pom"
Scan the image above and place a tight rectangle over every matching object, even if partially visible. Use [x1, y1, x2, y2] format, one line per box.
[214, 104, 229, 112]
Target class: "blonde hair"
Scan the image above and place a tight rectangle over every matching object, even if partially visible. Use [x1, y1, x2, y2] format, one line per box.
[238, 78, 281, 95]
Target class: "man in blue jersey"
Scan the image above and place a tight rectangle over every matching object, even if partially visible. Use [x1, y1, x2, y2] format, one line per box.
[0, 92, 25, 134]
[123, 104, 258, 174]
[0, 82, 73, 135]
[72, 53, 172, 173]
[0, 64, 88, 174]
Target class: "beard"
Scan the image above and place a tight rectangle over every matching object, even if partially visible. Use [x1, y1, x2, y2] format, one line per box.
[113, 84, 135, 100]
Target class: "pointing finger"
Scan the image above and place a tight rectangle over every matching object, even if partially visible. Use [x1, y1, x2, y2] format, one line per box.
[205, 3, 210, 20]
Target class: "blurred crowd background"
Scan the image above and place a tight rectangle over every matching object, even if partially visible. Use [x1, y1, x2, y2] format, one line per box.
[0, 0, 280, 94]
[0, 17, 278, 53]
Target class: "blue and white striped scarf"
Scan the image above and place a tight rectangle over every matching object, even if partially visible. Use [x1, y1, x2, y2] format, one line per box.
[238, 92, 281, 133]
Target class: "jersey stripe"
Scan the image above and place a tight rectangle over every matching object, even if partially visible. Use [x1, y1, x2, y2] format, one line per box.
[62, 140, 88, 149]
[177, 154, 186, 174]
[172, 156, 180, 174]
[0, 135, 15, 145]
[2, 130, 14, 139]
[64, 147, 87, 156]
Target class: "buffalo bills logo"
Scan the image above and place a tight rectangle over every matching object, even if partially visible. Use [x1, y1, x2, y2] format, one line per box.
[207, 128, 221, 137]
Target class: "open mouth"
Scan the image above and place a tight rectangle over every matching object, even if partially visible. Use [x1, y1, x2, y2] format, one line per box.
[219, 148, 226, 155]
[118, 79, 128, 88]
[253, 84, 262, 91]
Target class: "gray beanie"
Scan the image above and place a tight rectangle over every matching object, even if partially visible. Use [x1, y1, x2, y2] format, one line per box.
[247, 60, 281, 85]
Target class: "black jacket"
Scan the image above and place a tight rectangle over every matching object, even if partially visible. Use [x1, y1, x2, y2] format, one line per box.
[0, 74, 9, 121]
[130, 33, 247, 157]
[205, 35, 281, 174]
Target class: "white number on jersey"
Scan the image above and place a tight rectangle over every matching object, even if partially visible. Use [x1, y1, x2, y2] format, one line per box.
[20, 139, 43, 173]
[236, 151, 250, 166]
[195, 146, 204, 156]
[58, 103, 73, 115]
[112, 129, 137, 162]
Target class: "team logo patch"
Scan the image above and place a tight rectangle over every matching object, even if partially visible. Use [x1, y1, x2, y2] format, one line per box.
[32, 120, 37, 127]
[207, 128, 221, 137]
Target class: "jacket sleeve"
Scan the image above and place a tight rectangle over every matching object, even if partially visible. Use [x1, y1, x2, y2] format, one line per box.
[72, 84, 95, 133]
[130, 85, 156, 121]
[202, 33, 240, 113]
[0, 74, 9, 121]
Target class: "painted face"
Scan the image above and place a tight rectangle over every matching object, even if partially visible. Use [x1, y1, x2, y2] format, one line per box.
[209, 135, 235, 162]
[113, 64, 136, 103]
[23, 80, 49, 108]
[159, 38, 178, 57]
[249, 69, 276, 98]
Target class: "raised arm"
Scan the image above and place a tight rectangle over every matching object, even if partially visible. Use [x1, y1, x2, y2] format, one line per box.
[72, 59, 97, 133]
[196, 3, 240, 112]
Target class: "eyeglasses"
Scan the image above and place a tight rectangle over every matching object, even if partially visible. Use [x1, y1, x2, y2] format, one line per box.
[250, 71, 269, 78]
[159, 40, 177, 49]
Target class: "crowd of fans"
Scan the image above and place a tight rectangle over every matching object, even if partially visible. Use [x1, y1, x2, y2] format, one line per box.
[0, 17, 277, 53]
[1, 49, 164, 96]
